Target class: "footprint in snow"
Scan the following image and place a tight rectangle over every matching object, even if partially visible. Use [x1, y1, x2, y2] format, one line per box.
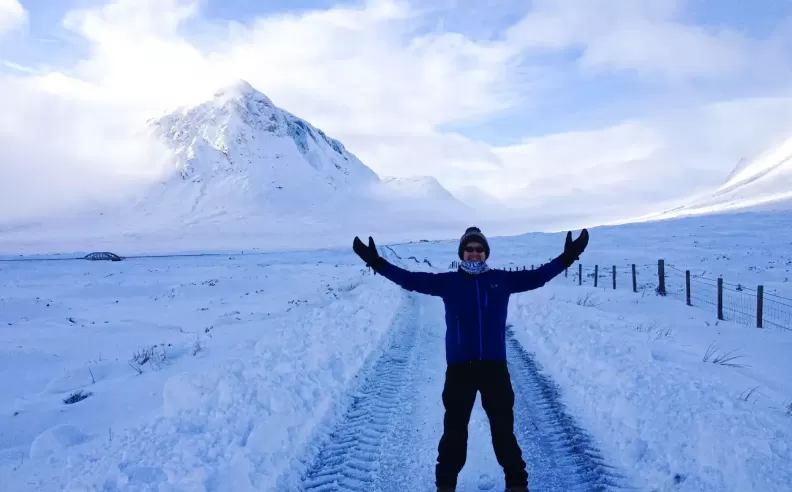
[477, 473, 496, 490]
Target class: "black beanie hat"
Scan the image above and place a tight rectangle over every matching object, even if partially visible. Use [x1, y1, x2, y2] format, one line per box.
[458, 226, 490, 260]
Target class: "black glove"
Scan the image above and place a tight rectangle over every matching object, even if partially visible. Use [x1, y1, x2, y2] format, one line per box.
[559, 229, 589, 267]
[353, 236, 385, 273]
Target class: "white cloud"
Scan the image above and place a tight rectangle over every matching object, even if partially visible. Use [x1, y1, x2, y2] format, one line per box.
[505, 0, 752, 79]
[474, 94, 792, 220]
[54, 0, 524, 130]
[0, 76, 173, 223]
[0, 0, 27, 35]
[1, 0, 791, 227]
[337, 130, 505, 179]
[578, 21, 749, 78]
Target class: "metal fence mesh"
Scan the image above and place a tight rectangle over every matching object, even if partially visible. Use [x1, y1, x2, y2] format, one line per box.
[502, 259, 792, 332]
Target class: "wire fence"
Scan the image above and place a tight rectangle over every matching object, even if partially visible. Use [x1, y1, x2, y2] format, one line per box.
[449, 259, 792, 332]
[571, 260, 792, 331]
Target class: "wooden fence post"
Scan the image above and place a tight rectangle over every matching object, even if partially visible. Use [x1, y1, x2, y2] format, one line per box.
[658, 260, 666, 295]
[594, 265, 599, 288]
[579, 264, 582, 286]
[686, 270, 691, 306]
[612, 265, 616, 289]
[757, 285, 764, 328]
[632, 264, 637, 293]
[717, 278, 723, 320]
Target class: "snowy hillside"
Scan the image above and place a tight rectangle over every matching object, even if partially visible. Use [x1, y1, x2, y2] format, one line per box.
[634, 134, 792, 221]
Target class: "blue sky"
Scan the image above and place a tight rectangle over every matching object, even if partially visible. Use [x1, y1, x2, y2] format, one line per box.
[432, 0, 792, 144]
[1, 0, 792, 223]
[684, 0, 790, 34]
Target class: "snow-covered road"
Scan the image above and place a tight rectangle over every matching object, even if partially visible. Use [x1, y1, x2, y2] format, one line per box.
[285, 292, 627, 492]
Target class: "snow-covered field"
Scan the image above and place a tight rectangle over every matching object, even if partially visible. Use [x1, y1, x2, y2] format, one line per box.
[0, 249, 406, 490]
[2, 208, 792, 491]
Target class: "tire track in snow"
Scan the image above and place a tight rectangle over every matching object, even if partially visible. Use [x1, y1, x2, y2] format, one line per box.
[294, 295, 630, 491]
[506, 326, 632, 491]
[297, 294, 421, 491]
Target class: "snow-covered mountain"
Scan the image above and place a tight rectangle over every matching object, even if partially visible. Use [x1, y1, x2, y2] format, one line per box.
[0, 80, 480, 254]
[132, 80, 380, 221]
[627, 134, 792, 223]
[6, 79, 470, 253]
[126, 80, 472, 229]
[710, 134, 792, 209]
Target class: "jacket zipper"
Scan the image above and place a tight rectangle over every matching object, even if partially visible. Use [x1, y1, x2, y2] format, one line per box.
[475, 279, 483, 359]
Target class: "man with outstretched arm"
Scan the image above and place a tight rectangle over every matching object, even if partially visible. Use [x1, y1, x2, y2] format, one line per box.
[352, 226, 589, 492]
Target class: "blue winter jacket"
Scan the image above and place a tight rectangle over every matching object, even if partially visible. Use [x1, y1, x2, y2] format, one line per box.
[376, 258, 567, 365]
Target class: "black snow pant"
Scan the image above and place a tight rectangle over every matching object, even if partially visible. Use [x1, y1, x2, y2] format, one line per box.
[435, 360, 528, 489]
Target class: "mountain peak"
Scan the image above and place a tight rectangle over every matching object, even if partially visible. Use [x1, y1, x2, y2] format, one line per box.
[145, 78, 381, 218]
[212, 79, 273, 106]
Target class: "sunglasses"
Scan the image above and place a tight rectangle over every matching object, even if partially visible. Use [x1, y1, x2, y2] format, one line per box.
[464, 246, 485, 253]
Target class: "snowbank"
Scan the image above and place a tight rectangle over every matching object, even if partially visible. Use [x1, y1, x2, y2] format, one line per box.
[508, 283, 792, 491]
[0, 252, 409, 491]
